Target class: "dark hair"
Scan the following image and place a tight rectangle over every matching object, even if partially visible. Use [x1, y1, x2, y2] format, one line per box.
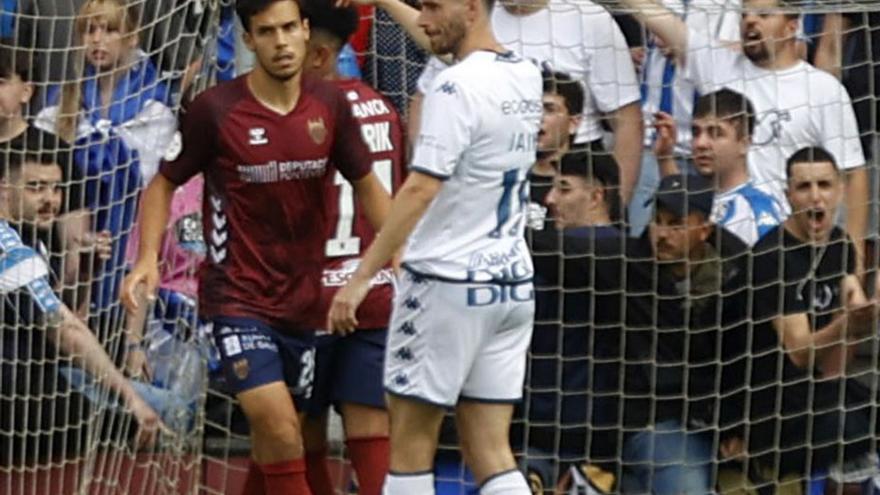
[0, 132, 68, 182]
[0, 42, 32, 82]
[542, 69, 584, 117]
[693, 89, 755, 139]
[785, 146, 839, 181]
[302, 0, 358, 47]
[558, 149, 623, 223]
[236, 0, 304, 32]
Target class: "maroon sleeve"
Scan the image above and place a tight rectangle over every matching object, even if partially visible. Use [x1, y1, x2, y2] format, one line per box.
[159, 93, 217, 185]
[331, 88, 372, 182]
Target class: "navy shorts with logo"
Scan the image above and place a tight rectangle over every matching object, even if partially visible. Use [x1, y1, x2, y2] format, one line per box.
[210, 316, 316, 405]
[305, 328, 387, 418]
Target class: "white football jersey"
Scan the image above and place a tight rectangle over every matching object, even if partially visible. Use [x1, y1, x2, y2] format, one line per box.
[404, 50, 542, 283]
[685, 28, 865, 208]
[641, 0, 740, 153]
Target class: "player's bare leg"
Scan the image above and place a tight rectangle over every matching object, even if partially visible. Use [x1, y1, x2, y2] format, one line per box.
[301, 414, 335, 495]
[238, 382, 312, 494]
[341, 403, 390, 495]
[383, 395, 445, 494]
[456, 401, 530, 494]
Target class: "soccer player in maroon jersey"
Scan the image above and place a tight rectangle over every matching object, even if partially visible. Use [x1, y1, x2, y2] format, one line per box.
[121, 0, 391, 493]
[297, 2, 405, 494]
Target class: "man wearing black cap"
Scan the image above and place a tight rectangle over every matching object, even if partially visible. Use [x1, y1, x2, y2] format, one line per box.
[606, 173, 750, 494]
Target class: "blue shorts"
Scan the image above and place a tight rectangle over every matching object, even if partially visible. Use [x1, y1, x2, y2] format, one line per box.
[306, 329, 387, 417]
[210, 316, 316, 406]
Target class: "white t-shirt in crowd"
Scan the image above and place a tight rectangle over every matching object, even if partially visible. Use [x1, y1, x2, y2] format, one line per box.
[685, 28, 865, 207]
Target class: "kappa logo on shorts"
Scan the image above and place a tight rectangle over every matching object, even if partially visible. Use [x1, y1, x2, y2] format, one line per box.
[398, 321, 417, 336]
[403, 297, 421, 310]
[391, 373, 409, 386]
[394, 347, 414, 361]
[233, 358, 250, 380]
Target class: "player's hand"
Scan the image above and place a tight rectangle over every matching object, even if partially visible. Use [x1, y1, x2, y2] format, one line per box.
[122, 261, 159, 313]
[652, 111, 677, 159]
[127, 396, 166, 450]
[327, 275, 371, 335]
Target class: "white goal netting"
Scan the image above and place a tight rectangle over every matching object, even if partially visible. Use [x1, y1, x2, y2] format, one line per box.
[3, 1, 880, 495]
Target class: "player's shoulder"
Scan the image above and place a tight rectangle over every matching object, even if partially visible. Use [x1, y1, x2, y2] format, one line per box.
[188, 76, 248, 119]
[334, 78, 401, 120]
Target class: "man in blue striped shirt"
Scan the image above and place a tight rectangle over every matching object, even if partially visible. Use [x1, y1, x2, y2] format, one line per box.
[654, 88, 784, 246]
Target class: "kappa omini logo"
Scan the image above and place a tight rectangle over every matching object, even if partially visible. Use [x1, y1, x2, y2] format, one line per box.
[249, 127, 268, 146]
[308, 117, 327, 145]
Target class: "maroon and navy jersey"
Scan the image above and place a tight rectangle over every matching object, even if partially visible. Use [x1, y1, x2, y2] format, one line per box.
[312, 79, 406, 330]
[159, 75, 371, 331]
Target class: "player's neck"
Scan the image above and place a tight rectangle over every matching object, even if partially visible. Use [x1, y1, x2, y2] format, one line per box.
[247, 68, 303, 115]
[783, 218, 831, 245]
[500, 0, 549, 16]
[453, 24, 505, 61]
[0, 117, 27, 142]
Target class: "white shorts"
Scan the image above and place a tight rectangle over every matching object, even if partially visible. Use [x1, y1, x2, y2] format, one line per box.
[384, 269, 535, 407]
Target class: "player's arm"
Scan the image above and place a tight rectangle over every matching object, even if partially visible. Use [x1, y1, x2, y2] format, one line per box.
[121, 174, 176, 311]
[617, 0, 689, 62]
[340, 0, 429, 52]
[49, 303, 163, 447]
[609, 101, 644, 203]
[352, 171, 393, 232]
[329, 171, 442, 332]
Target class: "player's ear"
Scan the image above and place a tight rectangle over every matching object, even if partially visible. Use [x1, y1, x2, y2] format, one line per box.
[302, 17, 310, 42]
[20, 82, 33, 106]
[568, 113, 582, 136]
[242, 29, 255, 53]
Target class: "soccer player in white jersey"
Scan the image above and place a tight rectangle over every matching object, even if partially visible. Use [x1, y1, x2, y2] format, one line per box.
[619, 0, 868, 252]
[327, 0, 541, 493]
[629, 0, 741, 235]
[348, 0, 644, 203]
[654, 89, 785, 246]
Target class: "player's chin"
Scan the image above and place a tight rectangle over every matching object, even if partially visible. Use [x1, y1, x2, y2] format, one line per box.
[267, 66, 300, 82]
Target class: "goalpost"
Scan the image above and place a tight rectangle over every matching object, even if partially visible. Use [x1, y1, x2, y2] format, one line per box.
[2, 0, 880, 494]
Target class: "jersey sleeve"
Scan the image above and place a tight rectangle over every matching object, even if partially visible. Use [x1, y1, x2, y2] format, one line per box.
[409, 71, 474, 180]
[815, 78, 866, 170]
[331, 89, 372, 183]
[684, 27, 740, 94]
[159, 95, 217, 185]
[583, 8, 640, 112]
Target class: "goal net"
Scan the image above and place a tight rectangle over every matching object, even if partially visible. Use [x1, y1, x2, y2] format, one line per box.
[4, 0, 880, 494]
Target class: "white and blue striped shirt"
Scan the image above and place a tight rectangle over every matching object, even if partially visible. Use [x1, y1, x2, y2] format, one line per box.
[711, 180, 785, 247]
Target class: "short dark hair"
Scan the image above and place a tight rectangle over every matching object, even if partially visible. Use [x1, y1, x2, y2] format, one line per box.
[0, 42, 32, 83]
[558, 149, 623, 222]
[0, 132, 68, 182]
[236, 0, 304, 32]
[302, 0, 358, 48]
[785, 146, 839, 181]
[542, 69, 584, 117]
[693, 89, 755, 138]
